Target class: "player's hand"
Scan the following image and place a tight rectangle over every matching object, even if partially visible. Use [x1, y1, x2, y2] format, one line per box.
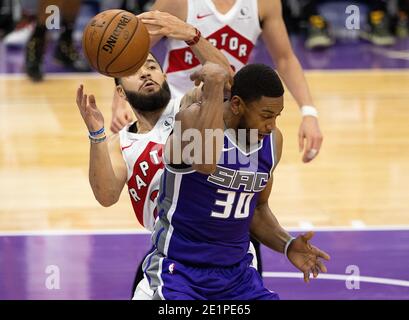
[110, 92, 133, 133]
[287, 231, 330, 283]
[299, 116, 323, 163]
[76, 84, 104, 132]
[138, 11, 196, 42]
[190, 62, 232, 90]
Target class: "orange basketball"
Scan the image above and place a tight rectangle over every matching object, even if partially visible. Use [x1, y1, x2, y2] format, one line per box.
[82, 9, 150, 78]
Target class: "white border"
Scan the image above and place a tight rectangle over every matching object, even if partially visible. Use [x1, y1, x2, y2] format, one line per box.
[0, 72, 101, 79]
[1, 225, 409, 236]
[263, 272, 409, 288]
[1, 69, 409, 80]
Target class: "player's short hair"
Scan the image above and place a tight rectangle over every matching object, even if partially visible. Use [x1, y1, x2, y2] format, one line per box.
[114, 52, 162, 87]
[231, 64, 284, 103]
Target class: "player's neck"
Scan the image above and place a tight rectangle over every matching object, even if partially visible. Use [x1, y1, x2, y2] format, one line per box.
[133, 108, 165, 133]
[212, 0, 236, 14]
[223, 102, 240, 131]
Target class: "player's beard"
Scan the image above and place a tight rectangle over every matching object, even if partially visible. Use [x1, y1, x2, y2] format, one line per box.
[125, 81, 171, 112]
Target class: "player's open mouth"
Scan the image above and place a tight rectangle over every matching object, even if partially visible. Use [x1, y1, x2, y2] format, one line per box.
[142, 81, 157, 89]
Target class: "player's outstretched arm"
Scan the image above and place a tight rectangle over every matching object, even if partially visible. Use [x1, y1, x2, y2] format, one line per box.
[144, 0, 188, 48]
[165, 63, 230, 174]
[138, 10, 233, 77]
[250, 181, 331, 283]
[76, 85, 127, 206]
[259, 0, 323, 163]
[249, 128, 330, 282]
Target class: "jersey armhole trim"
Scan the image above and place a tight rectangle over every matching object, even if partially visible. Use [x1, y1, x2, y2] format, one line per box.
[165, 163, 196, 175]
[269, 131, 277, 177]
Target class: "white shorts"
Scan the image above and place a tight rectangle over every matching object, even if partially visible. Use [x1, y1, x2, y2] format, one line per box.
[132, 275, 154, 300]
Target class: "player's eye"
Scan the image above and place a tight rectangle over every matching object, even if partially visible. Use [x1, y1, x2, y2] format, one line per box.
[149, 65, 156, 70]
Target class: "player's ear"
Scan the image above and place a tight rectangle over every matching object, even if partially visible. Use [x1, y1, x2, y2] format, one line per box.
[116, 85, 127, 100]
[230, 95, 244, 116]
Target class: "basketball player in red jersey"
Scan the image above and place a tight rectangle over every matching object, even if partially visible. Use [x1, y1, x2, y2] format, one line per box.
[112, 0, 323, 164]
[75, 12, 232, 298]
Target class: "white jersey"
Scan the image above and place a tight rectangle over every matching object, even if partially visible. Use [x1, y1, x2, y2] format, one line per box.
[163, 0, 262, 98]
[119, 98, 180, 231]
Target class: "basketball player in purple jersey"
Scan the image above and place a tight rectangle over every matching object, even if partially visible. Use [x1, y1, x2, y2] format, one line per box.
[142, 62, 330, 300]
[113, 1, 324, 277]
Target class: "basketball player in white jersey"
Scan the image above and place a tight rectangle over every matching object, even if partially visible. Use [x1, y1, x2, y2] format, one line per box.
[75, 12, 233, 298]
[112, 1, 323, 164]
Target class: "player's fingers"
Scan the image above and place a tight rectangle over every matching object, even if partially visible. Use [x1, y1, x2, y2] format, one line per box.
[117, 116, 129, 128]
[302, 136, 314, 162]
[301, 231, 315, 242]
[305, 135, 322, 161]
[312, 267, 319, 278]
[310, 135, 323, 158]
[89, 95, 97, 108]
[190, 69, 202, 82]
[298, 130, 304, 153]
[316, 259, 328, 273]
[303, 271, 310, 283]
[147, 29, 165, 36]
[137, 11, 155, 20]
[110, 121, 121, 134]
[140, 18, 165, 27]
[114, 117, 128, 130]
[76, 86, 83, 107]
[310, 245, 331, 261]
[82, 94, 88, 111]
[313, 132, 323, 149]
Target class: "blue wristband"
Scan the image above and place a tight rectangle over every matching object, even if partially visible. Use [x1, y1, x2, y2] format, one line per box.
[89, 127, 104, 136]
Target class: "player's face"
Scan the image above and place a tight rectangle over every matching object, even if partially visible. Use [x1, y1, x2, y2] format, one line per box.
[120, 54, 166, 95]
[118, 54, 171, 112]
[240, 96, 284, 141]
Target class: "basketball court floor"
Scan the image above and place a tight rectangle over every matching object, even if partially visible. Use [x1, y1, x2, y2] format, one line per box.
[1, 24, 409, 299]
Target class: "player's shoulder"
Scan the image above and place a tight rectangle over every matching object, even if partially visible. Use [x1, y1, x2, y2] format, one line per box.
[258, 0, 279, 20]
[274, 127, 283, 144]
[272, 127, 283, 163]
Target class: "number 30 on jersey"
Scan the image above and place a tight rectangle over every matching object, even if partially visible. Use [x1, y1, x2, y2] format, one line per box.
[211, 189, 254, 219]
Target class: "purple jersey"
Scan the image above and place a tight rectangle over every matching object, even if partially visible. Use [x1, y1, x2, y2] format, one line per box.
[147, 129, 278, 268]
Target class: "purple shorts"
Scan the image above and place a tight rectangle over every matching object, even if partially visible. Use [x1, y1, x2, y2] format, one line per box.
[147, 252, 279, 300]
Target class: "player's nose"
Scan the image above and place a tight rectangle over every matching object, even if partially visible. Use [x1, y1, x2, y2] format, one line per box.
[139, 67, 151, 79]
[266, 120, 275, 132]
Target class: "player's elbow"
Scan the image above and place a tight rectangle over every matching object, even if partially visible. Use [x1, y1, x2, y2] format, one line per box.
[91, 186, 120, 207]
[95, 194, 119, 207]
